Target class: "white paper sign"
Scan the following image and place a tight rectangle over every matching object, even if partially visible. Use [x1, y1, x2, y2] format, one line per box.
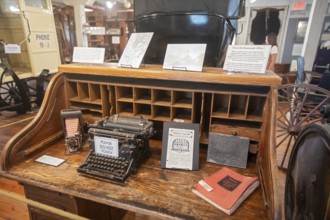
[166, 128, 194, 170]
[4, 44, 21, 54]
[223, 45, 271, 74]
[118, 32, 153, 68]
[94, 136, 119, 157]
[112, 36, 120, 44]
[35, 155, 66, 167]
[73, 47, 105, 64]
[163, 44, 206, 72]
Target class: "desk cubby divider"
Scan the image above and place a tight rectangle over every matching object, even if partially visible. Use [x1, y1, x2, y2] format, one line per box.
[116, 86, 133, 102]
[172, 91, 193, 107]
[229, 94, 248, 119]
[89, 83, 101, 103]
[134, 87, 151, 104]
[67, 81, 78, 100]
[211, 93, 230, 118]
[117, 101, 134, 116]
[152, 105, 171, 121]
[66, 80, 106, 116]
[78, 82, 89, 101]
[247, 95, 267, 121]
[172, 107, 193, 123]
[152, 89, 172, 105]
[135, 103, 152, 119]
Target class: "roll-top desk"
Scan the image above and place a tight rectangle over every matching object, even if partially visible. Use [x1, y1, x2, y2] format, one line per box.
[0, 64, 282, 219]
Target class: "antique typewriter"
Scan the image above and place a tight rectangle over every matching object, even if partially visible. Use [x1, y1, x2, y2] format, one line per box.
[78, 115, 154, 184]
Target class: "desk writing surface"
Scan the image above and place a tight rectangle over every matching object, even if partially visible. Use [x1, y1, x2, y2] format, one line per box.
[2, 139, 267, 220]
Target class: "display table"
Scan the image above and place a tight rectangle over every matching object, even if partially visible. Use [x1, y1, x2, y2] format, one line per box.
[0, 64, 282, 219]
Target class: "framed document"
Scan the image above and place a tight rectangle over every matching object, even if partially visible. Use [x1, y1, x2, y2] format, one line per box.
[163, 44, 206, 72]
[161, 122, 199, 170]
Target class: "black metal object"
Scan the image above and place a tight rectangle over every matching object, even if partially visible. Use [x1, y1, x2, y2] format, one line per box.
[134, 0, 245, 67]
[78, 115, 154, 184]
[276, 84, 330, 168]
[0, 68, 30, 114]
[0, 68, 50, 114]
[285, 106, 330, 220]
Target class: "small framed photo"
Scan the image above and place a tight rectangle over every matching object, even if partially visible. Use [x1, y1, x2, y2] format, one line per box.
[161, 122, 199, 170]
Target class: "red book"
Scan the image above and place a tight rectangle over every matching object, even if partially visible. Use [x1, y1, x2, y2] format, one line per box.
[192, 167, 259, 215]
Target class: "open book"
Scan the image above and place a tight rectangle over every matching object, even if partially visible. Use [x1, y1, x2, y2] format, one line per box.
[192, 167, 259, 215]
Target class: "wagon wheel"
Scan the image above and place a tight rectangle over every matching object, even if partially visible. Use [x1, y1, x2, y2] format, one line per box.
[276, 83, 330, 169]
[0, 69, 30, 114]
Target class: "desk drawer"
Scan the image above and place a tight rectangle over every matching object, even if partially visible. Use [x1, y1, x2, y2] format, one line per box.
[24, 184, 78, 214]
[210, 124, 261, 141]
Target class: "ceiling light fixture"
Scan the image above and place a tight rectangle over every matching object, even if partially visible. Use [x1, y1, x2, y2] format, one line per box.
[124, 1, 131, 8]
[106, 1, 115, 9]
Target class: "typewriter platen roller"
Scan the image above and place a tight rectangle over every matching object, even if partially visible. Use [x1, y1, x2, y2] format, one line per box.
[77, 115, 154, 184]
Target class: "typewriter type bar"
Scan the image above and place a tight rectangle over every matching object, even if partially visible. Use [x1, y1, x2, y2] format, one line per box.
[78, 115, 154, 184]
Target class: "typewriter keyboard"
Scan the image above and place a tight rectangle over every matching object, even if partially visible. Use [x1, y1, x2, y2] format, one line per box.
[80, 152, 132, 182]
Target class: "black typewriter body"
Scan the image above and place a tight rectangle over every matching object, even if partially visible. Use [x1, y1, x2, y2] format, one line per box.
[78, 115, 154, 184]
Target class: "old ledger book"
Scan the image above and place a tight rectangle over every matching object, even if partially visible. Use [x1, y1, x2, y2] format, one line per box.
[192, 167, 259, 215]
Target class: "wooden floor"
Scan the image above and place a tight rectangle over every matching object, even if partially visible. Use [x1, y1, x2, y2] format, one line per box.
[0, 111, 286, 220]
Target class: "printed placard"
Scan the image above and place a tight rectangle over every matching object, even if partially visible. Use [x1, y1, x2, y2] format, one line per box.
[166, 127, 194, 170]
[35, 155, 66, 167]
[223, 45, 271, 74]
[163, 44, 206, 72]
[94, 136, 119, 157]
[73, 47, 105, 64]
[161, 122, 199, 170]
[118, 32, 153, 68]
[4, 44, 21, 54]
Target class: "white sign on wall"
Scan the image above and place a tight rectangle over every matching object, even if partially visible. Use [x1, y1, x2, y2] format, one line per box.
[4, 44, 21, 54]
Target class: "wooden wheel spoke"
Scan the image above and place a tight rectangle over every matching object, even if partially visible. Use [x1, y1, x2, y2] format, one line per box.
[277, 106, 292, 125]
[276, 133, 290, 148]
[280, 135, 294, 167]
[277, 120, 289, 129]
[276, 132, 288, 138]
[296, 96, 328, 127]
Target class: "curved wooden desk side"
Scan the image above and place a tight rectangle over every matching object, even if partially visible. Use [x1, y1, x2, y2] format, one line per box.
[1, 72, 67, 170]
[0, 64, 282, 219]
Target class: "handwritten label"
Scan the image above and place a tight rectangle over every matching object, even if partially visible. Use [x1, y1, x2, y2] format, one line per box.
[223, 45, 271, 74]
[4, 44, 21, 54]
[94, 136, 119, 157]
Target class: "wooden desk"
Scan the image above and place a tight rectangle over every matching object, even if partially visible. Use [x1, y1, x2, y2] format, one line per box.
[0, 64, 282, 219]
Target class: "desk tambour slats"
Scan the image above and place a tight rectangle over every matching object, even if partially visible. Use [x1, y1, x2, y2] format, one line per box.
[0, 64, 281, 219]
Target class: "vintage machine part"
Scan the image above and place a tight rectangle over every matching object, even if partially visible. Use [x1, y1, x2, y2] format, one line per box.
[285, 122, 330, 220]
[276, 83, 330, 168]
[78, 115, 154, 184]
[0, 68, 30, 114]
[60, 109, 84, 154]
